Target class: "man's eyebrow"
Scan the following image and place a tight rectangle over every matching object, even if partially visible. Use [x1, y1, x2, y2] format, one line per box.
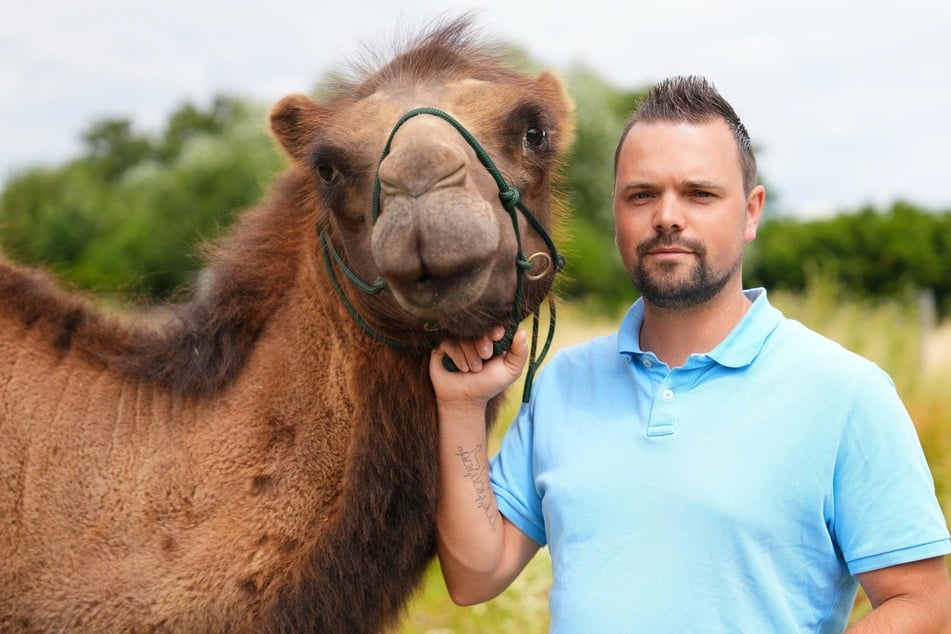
[618, 181, 653, 193]
[618, 180, 727, 193]
[683, 180, 726, 191]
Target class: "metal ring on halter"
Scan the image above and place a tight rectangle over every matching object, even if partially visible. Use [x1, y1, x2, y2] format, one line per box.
[525, 252, 554, 281]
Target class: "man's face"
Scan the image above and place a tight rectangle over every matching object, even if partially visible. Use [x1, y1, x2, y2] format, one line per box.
[612, 119, 763, 310]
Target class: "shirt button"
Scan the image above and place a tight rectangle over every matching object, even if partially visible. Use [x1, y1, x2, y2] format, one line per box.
[662, 388, 674, 400]
[643, 358, 653, 368]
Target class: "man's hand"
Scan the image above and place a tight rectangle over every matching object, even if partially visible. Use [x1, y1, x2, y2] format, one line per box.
[429, 327, 529, 408]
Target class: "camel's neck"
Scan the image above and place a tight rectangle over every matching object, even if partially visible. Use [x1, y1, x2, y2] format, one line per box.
[248, 343, 444, 633]
[247, 334, 508, 633]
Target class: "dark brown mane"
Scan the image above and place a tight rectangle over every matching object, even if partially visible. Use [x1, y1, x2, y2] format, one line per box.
[327, 15, 519, 102]
[0, 260, 132, 362]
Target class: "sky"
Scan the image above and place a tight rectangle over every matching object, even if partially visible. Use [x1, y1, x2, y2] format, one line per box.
[1, 0, 949, 219]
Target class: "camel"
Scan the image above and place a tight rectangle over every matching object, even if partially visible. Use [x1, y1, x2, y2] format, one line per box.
[0, 17, 573, 633]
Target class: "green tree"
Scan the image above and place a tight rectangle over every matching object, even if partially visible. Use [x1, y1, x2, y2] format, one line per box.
[0, 162, 108, 272]
[0, 96, 283, 301]
[158, 96, 250, 161]
[559, 66, 647, 312]
[82, 119, 153, 182]
[744, 203, 951, 317]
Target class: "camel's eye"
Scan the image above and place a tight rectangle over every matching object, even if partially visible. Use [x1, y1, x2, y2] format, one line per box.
[525, 126, 548, 151]
[316, 161, 339, 185]
[311, 145, 348, 186]
[505, 104, 553, 160]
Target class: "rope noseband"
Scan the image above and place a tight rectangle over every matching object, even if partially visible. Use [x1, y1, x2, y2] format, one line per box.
[318, 107, 565, 401]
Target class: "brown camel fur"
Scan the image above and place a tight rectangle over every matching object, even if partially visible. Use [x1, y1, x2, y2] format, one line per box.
[0, 17, 573, 634]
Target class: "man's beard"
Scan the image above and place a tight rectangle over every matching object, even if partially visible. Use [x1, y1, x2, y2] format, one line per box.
[630, 235, 741, 310]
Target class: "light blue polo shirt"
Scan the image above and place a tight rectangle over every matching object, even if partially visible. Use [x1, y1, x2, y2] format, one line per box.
[490, 289, 950, 633]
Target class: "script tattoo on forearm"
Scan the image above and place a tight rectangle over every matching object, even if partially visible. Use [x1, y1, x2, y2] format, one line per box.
[454, 444, 498, 530]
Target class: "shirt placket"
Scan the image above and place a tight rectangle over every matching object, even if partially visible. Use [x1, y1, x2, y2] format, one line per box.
[637, 355, 680, 438]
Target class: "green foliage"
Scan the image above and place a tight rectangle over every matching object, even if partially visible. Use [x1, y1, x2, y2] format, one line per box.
[561, 66, 641, 235]
[745, 203, 951, 318]
[82, 119, 153, 182]
[558, 217, 630, 310]
[0, 96, 283, 301]
[557, 67, 646, 312]
[0, 163, 108, 268]
[158, 98, 249, 161]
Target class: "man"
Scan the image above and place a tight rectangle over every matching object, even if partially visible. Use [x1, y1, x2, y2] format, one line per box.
[430, 76, 951, 632]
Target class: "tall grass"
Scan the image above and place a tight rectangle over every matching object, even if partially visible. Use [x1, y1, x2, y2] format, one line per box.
[400, 283, 951, 632]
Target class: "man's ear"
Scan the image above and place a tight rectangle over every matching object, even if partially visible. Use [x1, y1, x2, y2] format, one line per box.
[745, 184, 766, 242]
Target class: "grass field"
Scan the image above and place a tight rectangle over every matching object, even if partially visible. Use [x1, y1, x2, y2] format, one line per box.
[398, 285, 951, 632]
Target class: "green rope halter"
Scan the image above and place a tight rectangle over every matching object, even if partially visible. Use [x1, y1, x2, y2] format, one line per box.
[318, 107, 565, 402]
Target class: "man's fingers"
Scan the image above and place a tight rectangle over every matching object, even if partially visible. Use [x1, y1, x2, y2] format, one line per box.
[504, 329, 529, 375]
[432, 326, 522, 378]
[437, 339, 470, 372]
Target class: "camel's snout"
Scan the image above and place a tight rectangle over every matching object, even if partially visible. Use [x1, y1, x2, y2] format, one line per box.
[371, 116, 501, 316]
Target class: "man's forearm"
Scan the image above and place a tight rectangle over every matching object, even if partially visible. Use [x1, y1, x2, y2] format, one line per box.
[435, 402, 505, 580]
[851, 557, 951, 633]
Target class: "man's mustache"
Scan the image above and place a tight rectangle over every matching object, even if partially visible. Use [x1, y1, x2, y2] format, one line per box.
[636, 234, 706, 258]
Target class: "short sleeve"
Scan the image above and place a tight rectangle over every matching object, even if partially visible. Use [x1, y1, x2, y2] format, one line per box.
[832, 365, 951, 574]
[490, 401, 547, 546]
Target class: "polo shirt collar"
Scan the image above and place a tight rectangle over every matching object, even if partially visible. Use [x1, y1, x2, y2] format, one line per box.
[617, 288, 782, 369]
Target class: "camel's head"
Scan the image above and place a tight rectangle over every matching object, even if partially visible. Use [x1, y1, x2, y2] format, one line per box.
[269, 18, 573, 343]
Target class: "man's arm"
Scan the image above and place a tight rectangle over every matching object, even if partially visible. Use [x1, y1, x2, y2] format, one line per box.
[430, 328, 540, 605]
[850, 556, 951, 632]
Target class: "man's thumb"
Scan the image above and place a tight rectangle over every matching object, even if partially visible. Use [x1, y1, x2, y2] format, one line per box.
[504, 329, 530, 374]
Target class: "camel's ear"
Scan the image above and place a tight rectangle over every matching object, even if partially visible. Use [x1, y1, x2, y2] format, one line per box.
[534, 70, 576, 148]
[270, 94, 326, 164]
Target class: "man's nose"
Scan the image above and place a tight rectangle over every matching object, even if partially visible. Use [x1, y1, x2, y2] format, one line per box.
[652, 194, 685, 233]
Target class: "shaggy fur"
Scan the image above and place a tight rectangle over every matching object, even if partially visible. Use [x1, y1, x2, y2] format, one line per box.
[0, 16, 572, 633]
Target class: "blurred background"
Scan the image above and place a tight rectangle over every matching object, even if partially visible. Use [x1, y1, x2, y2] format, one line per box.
[1, 0, 948, 629]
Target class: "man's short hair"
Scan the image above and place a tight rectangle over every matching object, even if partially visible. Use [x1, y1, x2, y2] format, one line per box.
[614, 76, 758, 194]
